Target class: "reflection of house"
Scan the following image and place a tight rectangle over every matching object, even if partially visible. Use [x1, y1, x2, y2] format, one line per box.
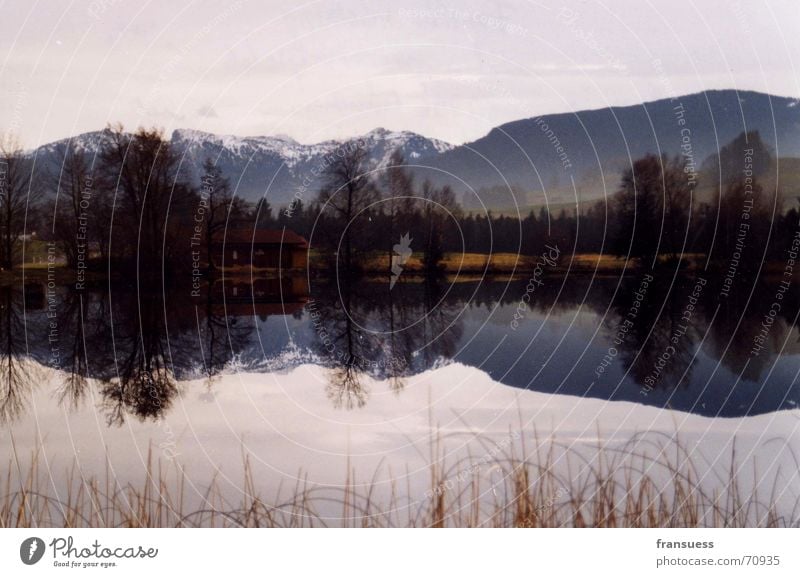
[211, 229, 308, 269]
[23, 284, 45, 310]
[210, 277, 308, 318]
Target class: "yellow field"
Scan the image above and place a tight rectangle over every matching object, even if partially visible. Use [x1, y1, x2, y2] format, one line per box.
[355, 252, 657, 274]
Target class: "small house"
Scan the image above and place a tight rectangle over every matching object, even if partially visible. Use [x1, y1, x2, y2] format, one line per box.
[211, 229, 308, 270]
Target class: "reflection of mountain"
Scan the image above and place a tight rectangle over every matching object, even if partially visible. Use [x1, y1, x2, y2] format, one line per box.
[6, 267, 800, 421]
[448, 271, 800, 417]
[701, 271, 798, 384]
[305, 276, 463, 408]
[9, 277, 306, 423]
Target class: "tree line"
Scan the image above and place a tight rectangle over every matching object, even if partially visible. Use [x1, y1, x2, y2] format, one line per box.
[0, 126, 796, 277]
[288, 129, 796, 273]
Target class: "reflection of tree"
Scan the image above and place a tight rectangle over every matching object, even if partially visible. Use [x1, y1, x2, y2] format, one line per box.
[95, 280, 258, 422]
[0, 287, 37, 422]
[3, 279, 274, 423]
[101, 288, 178, 425]
[310, 275, 374, 409]
[384, 284, 408, 394]
[5, 267, 800, 422]
[193, 286, 256, 382]
[413, 275, 462, 368]
[701, 274, 795, 383]
[54, 290, 90, 410]
[309, 274, 463, 408]
[326, 363, 368, 410]
[609, 271, 697, 392]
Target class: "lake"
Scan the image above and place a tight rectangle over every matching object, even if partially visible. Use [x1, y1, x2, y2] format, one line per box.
[3, 266, 799, 426]
[2, 266, 800, 526]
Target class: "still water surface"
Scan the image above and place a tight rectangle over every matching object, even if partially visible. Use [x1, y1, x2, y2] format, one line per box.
[2, 267, 798, 428]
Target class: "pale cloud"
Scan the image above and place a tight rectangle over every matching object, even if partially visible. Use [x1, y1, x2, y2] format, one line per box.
[1, 0, 798, 148]
[196, 105, 219, 119]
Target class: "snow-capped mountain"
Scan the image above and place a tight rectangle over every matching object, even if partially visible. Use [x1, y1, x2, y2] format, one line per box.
[26, 90, 800, 210]
[32, 130, 107, 158]
[172, 128, 453, 205]
[173, 127, 452, 168]
[171, 127, 455, 204]
[30, 126, 454, 205]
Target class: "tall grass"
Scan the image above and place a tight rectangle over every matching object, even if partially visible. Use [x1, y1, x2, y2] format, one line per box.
[1, 431, 796, 527]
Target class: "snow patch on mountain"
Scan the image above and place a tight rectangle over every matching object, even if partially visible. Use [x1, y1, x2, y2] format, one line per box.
[171, 126, 454, 170]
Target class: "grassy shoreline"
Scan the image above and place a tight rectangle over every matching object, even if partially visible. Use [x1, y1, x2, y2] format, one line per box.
[4, 253, 795, 288]
[2, 432, 793, 528]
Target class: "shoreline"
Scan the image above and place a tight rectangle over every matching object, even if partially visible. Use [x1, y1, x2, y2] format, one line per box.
[3, 362, 798, 528]
[5, 252, 795, 285]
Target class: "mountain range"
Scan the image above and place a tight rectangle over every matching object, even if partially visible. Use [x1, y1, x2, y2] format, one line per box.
[29, 89, 800, 211]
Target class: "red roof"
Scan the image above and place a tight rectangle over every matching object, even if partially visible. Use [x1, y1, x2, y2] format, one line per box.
[213, 229, 308, 246]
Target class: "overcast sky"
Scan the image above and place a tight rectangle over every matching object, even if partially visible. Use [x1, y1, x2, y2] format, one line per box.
[2, 0, 798, 148]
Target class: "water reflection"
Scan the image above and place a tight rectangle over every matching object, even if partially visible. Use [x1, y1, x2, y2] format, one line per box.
[1, 285, 36, 422]
[2, 265, 799, 424]
[307, 274, 462, 408]
[52, 287, 91, 411]
[609, 272, 699, 394]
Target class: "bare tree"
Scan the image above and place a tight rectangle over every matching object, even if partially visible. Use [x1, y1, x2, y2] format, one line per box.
[317, 143, 378, 271]
[99, 124, 192, 272]
[422, 181, 460, 273]
[612, 154, 691, 264]
[661, 155, 693, 260]
[48, 141, 95, 267]
[381, 149, 416, 271]
[198, 157, 246, 269]
[0, 136, 42, 270]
